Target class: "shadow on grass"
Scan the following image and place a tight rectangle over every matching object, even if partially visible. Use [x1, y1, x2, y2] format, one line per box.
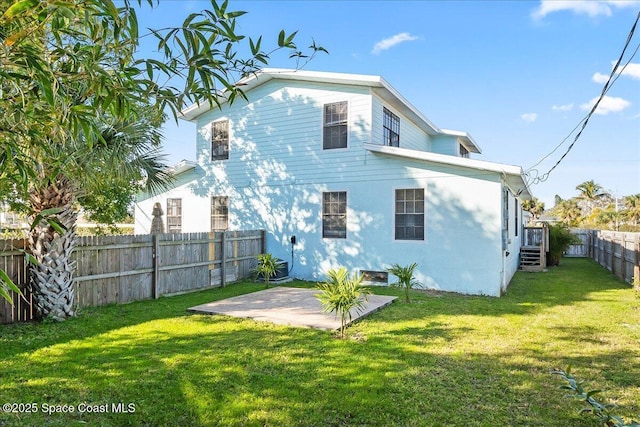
[1, 258, 637, 426]
[4, 315, 635, 426]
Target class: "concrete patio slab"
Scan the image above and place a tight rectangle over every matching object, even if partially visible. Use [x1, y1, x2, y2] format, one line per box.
[188, 287, 397, 330]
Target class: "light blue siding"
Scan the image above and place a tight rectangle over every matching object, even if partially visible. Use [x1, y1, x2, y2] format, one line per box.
[431, 135, 460, 156]
[136, 76, 525, 296]
[371, 95, 431, 151]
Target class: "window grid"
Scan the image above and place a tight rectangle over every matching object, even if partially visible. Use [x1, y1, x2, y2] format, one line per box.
[212, 120, 229, 160]
[166, 198, 182, 233]
[323, 102, 348, 149]
[211, 196, 229, 231]
[460, 144, 470, 158]
[395, 189, 424, 240]
[322, 191, 347, 238]
[383, 107, 400, 147]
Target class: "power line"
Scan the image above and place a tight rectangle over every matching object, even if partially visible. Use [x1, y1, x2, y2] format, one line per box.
[526, 10, 640, 186]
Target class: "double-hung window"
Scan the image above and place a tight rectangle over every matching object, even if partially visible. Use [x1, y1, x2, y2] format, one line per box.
[166, 198, 182, 233]
[323, 101, 348, 149]
[212, 120, 229, 160]
[383, 107, 400, 147]
[395, 189, 424, 240]
[322, 191, 347, 238]
[211, 196, 229, 231]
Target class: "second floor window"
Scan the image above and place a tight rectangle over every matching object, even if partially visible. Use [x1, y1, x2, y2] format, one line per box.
[166, 198, 182, 233]
[383, 107, 400, 147]
[211, 196, 229, 231]
[323, 101, 348, 149]
[212, 120, 229, 160]
[460, 144, 470, 158]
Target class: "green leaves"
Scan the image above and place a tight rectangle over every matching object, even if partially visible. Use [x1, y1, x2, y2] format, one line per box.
[0, 269, 23, 305]
[316, 267, 371, 338]
[552, 368, 640, 427]
[387, 262, 422, 303]
[254, 253, 280, 288]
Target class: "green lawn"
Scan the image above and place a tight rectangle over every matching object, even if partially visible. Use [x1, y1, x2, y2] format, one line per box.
[1, 258, 638, 426]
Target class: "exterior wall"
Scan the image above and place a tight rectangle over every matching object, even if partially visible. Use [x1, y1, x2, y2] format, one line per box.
[431, 135, 460, 156]
[371, 94, 431, 151]
[501, 189, 525, 293]
[136, 77, 525, 296]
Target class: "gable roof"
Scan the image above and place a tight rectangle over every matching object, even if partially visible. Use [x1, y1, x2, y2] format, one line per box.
[180, 68, 482, 154]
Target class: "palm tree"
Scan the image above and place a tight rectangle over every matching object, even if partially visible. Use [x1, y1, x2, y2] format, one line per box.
[553, 198, 582, 227]
[316, 268, 371, 338]
[25, 110, 169, 320]
[575, 180, 610, 217]
[623, 194, 640, 227]
[522, 198, 545, 223]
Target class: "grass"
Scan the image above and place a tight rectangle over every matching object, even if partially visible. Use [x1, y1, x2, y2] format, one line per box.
[1, 258, 638, 426]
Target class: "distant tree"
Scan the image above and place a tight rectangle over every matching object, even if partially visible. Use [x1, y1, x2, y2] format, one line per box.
[552, 198, 582, 227]
[575, 180, 610, 216]
[623, 194, 640, 227]
[522, 198, 545, 222]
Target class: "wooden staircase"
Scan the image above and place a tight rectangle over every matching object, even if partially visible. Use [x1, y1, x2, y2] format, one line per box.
[520, 245, 545, 271]
[520, 226, 548, 272]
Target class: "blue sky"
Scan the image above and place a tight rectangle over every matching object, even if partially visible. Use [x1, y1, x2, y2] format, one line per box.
[137, 0, 640, 208]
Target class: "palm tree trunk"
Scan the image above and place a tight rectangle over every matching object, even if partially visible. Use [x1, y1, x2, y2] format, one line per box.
[28, 176, 78, 321]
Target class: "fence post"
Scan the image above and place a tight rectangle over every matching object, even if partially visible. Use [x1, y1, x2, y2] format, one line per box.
[634, 234, 639, 284]
[221, 231, 227, 288]
[152, 234, 159, 299]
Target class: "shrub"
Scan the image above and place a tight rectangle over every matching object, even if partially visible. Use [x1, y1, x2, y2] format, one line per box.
[316, 267, 371, 338]
[387, 262, 422, 303]
[255, 253, 279, 288]
[547, 224, 581, 266]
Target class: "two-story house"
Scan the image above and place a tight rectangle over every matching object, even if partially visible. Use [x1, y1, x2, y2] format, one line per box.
[135, 69, 532, 296]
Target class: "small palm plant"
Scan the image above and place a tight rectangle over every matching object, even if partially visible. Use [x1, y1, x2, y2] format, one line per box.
[255, 253, 279, 288]
[316, 267, 371, 338]
[387, 262, 422, 303]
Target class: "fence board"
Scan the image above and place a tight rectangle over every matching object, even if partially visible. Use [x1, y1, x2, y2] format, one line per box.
[0, 230, 264, 324]
[572, 229, 640, 284]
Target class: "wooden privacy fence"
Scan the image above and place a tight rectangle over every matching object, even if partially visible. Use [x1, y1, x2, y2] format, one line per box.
[0, 230, 265, 324]
[569, 229, 640, 284]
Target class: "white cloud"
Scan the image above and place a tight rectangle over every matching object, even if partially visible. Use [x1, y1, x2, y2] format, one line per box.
[580, 95, 631, 115]
[552, 103, 574, 112]
[371, 32, 420, 55]
[521, 113, 538, 123]
[531, 0, 640, 20]
[592, 72, 610, 84]
[619, 62, 640, 80]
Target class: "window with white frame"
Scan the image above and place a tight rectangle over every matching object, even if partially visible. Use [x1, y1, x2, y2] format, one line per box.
[211, 120, 229, 160]
[322, 191, 347, 238]
[211, 196, 229, 231]
[166, 198, 182, 233]
[395, 189, 424, 240]
[323, 101, 348, 149]
[383, 107, 400, 147]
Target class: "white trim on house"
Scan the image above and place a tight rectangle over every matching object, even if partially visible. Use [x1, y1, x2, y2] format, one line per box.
[363, 143, 532, 200]
[180, 69, 482, 154]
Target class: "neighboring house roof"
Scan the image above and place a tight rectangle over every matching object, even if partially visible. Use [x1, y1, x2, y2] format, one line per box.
[180, 68, 482, 154]
[168, 159, 197, 176]
[364, 143, 532, 200]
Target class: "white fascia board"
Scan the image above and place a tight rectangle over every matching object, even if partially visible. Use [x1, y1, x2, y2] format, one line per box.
[364, 143, 532, 199]
[180, 69, 382, 122]
[439, 128, 482, 154]
[167, 159, 197, 176]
